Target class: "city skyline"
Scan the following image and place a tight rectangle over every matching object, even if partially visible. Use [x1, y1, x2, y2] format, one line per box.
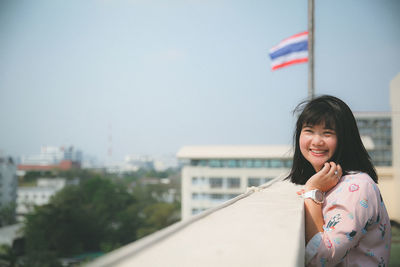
[1, 0, 399, 161]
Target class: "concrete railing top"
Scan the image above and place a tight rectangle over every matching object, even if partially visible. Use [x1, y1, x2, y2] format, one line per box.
[87, 176, 305, 267]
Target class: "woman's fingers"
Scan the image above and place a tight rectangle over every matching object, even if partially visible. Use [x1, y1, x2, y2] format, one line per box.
[325, 162, 340, 187]
[327, 162, 337, 176]
[320, 162, 330, 174]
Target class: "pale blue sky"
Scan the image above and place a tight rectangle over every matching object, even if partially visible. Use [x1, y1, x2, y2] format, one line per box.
[0, 0, 399, 162]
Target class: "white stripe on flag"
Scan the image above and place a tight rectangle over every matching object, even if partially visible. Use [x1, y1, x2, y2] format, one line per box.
[269, 33, 308, 54]
[271, 51, 308, 68]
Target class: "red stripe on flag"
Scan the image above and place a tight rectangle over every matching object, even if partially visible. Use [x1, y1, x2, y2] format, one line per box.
[279, 31, 308, 43]
[272, 58, 308, 71]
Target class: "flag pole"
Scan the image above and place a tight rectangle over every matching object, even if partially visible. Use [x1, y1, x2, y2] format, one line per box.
[308, 0, 315, 100]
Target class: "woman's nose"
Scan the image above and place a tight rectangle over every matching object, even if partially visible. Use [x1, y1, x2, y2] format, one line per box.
[311, 134, 324, 145]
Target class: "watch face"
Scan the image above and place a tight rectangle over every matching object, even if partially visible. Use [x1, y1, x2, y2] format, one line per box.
[315, 190, 324, 203]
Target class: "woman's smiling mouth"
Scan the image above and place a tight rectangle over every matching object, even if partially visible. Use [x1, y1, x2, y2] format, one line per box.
[310, 149, 328, 156]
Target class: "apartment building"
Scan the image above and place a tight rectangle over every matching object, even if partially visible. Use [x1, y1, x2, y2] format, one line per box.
[177, 145, 292, 220]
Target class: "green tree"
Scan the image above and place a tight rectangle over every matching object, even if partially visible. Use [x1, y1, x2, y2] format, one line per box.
[21, 169, 181, 266]
[0, 203, 16, 227]
[0, 244, 18, 267]
[23, 177, 139, 264]
[137, 202, 180, 239]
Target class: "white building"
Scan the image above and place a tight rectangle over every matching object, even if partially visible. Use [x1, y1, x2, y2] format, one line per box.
[105, 154, 178, 174]
[16, 177, 78, 219]
[0, 157, 17, 209]
[177, 145, 292, 220]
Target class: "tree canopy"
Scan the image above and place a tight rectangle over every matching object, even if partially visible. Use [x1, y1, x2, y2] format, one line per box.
[21, 171, 180, 266]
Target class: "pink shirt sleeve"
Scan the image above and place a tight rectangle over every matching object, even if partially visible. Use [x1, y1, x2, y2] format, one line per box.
[305, 174, 387, 266]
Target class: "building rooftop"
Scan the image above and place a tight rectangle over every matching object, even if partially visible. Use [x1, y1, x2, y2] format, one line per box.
[177, 145, 293, 159]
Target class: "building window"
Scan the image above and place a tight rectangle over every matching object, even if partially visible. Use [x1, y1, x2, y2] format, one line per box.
[209, 160, 221, 168]
[248, 177, 273, 187]
[192, 177, 198, 185]
[262, 177, 274, 184]
[227, 177, 240, 188]
[248, 178, 261, 187]
[210, 194, 224, 201]
[220, 160, 228, 168]
[245, 160, 254, 168]
[199, 160, 208, 166]
[192, 208, 200, 215]
[270, 159, 284, 168]
[188, 158, 292, 169]
[227, 160, 237, 168]
[228, 194, 240, 199]
[209, 178, 223, 188]
[284, 160, 293, 168]
[254, 160, 263, 168]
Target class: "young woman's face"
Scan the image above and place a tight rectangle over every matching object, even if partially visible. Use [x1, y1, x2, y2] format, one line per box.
[299, 123, 338, 172]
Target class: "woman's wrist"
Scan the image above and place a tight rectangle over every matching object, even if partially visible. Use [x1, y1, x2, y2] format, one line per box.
[304, 184, 320, 192]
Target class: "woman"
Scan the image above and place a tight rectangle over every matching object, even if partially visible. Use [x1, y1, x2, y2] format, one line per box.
[286, 95, 391, 266]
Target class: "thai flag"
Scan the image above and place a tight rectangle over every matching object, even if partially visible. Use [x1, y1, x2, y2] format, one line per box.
[269, 31, 308, 71]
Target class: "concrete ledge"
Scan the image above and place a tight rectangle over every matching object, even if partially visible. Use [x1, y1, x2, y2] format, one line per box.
[87, 178, 304, 267]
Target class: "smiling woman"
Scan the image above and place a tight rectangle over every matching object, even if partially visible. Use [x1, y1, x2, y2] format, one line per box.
[286, 95, 392, 266]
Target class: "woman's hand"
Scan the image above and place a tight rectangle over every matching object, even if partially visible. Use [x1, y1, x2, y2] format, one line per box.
[304, 162, 342, 192]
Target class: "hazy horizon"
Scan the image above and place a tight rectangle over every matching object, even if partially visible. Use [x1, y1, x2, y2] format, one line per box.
[1, 0, 399, 162]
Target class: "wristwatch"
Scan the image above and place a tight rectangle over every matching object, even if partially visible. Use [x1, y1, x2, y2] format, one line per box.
[302, 189, 325, 204]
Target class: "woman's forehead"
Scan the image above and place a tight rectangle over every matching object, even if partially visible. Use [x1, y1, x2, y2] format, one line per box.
[302, 121, 336, 129]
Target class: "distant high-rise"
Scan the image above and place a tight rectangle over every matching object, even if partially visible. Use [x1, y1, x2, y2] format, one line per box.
[18, 146, 82, 171]
[0, 157, 17, 210]
[355, 112, 392, 166]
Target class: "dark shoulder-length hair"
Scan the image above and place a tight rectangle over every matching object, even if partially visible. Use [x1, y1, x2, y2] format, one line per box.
[286, 95, 377, 185]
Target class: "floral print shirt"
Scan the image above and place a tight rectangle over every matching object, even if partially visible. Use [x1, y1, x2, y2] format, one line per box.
[305, 172, 391, 267]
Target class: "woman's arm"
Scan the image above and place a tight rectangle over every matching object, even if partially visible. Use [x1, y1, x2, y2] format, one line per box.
[303, 162, 342, 243]
[304, 199, 324, 243]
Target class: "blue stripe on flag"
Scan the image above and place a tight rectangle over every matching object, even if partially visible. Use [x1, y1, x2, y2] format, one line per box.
[269, 40, 308, 60]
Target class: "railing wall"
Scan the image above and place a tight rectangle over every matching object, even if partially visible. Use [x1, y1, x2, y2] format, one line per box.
[87, 176, 305, 267]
